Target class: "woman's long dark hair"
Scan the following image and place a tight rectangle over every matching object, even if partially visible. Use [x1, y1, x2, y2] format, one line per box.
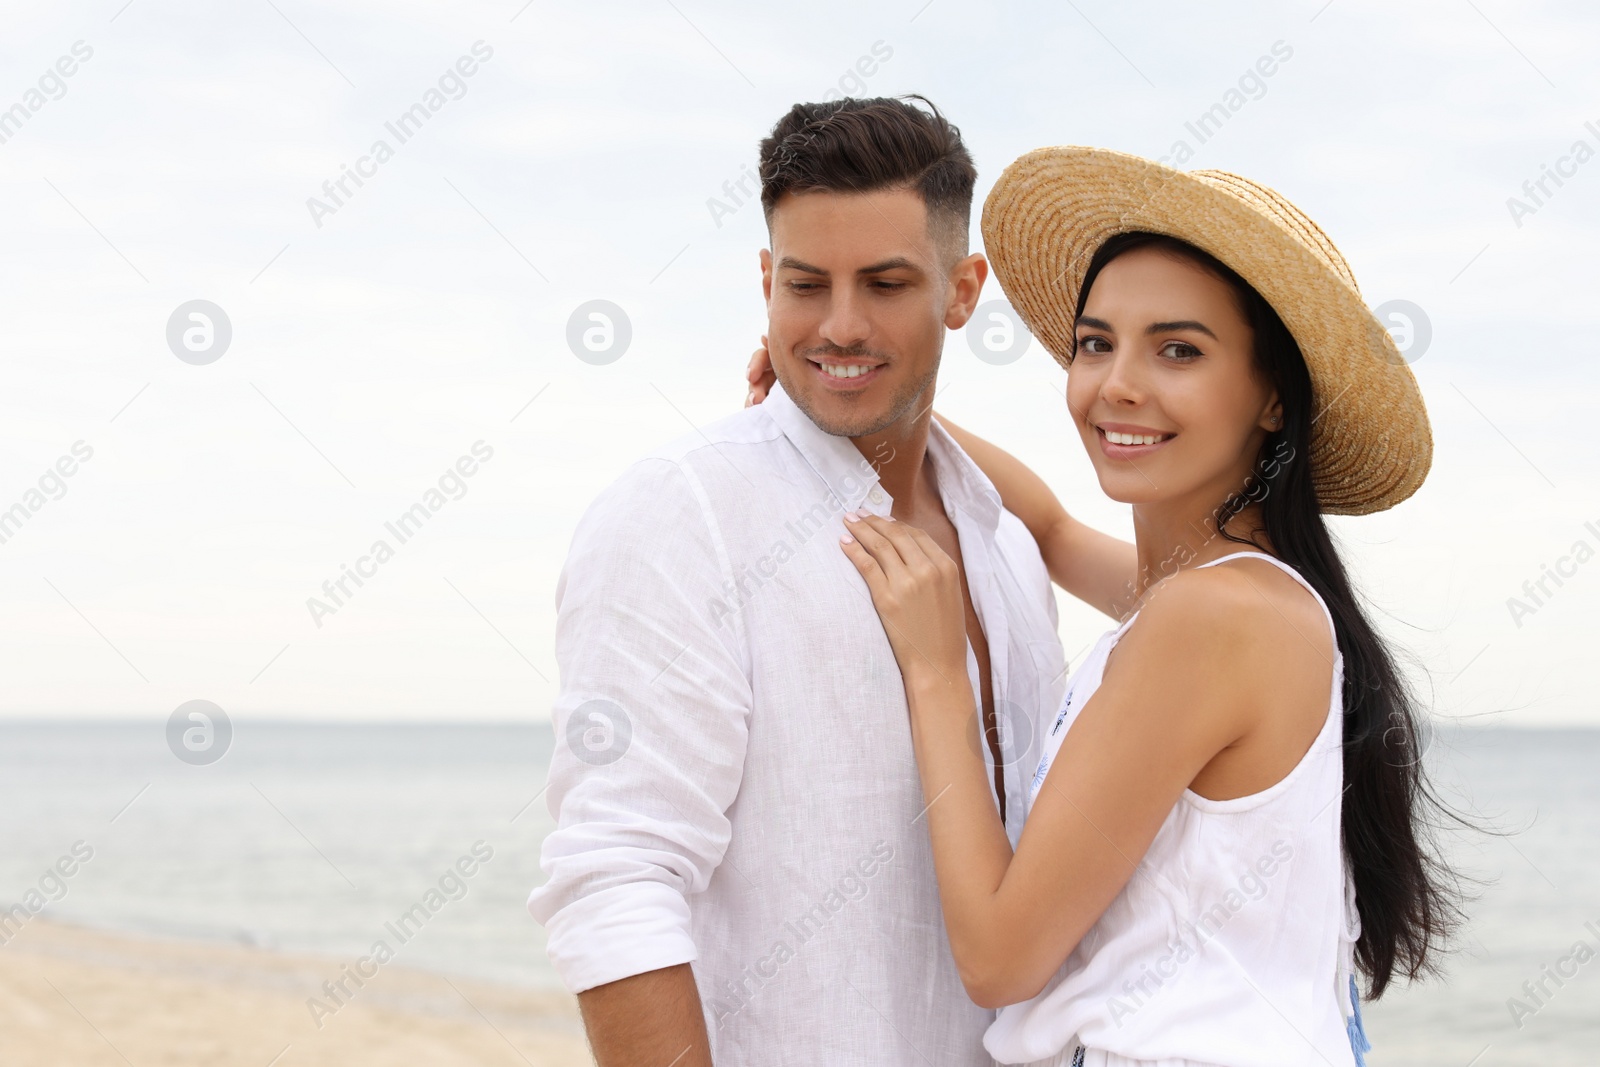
[1074, 231, 1462, 998]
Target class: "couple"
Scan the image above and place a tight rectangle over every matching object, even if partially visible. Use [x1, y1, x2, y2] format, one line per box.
[529, 96, 1456, 1066]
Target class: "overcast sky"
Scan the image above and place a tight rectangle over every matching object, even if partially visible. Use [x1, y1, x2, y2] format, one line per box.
[1, 0, 1596, 726]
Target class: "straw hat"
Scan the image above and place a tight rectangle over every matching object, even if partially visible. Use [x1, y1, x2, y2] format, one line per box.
[980, 146, 1430, 516]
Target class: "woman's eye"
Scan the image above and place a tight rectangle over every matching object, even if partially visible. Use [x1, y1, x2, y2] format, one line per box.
[1160, 341, 1202, 361]
[1075, 336, 1110, 355]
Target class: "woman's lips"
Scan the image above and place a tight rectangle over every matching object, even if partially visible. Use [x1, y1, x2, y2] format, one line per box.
[1095, 425, 1176, 460]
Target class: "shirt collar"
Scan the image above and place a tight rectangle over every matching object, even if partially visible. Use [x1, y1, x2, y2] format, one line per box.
[926, 413, 1004, 534]
[761, 378, 883, 514]
[762, 378, 1003, 532]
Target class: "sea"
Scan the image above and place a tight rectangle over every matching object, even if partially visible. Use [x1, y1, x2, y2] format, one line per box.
[1, 721, 1595, 1066]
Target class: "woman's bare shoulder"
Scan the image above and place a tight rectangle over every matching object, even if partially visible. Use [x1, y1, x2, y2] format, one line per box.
[1119, 559, 1329, 681]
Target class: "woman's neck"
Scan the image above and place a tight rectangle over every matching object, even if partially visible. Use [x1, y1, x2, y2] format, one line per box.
[1128, 494, 1272, 601]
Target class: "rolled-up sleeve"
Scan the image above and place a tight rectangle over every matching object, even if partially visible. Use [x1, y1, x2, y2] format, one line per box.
[527, 456, 752, 994]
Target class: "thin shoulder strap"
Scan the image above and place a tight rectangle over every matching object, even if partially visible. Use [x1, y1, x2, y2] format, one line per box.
[1196, 551, 1337, 645]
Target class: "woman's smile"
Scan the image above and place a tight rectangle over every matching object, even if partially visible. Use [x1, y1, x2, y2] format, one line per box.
[1095, 421, 1177, 460]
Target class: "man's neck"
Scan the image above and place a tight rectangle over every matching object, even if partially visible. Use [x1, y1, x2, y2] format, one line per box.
[849, 401, 937, 516]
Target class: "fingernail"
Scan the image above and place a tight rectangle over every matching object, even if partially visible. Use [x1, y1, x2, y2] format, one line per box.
[840, 533, 854, 544]
[884, 514, 895, 522]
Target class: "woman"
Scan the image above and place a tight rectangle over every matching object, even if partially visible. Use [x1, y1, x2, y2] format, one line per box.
[750, 148, 1459, 1065]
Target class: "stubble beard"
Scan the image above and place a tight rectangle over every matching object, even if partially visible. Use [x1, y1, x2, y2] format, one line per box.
[782, 356, 941, 441]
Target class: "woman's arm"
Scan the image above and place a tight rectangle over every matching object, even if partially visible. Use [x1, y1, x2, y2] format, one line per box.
[839, 514, 1257, 1007]
[934, 412, 1137, 620]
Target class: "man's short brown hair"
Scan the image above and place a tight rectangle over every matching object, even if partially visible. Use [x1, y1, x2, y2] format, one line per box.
[758, 95, 976, 266]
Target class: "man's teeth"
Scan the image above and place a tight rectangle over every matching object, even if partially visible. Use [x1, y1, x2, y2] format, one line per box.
[819, 362, 875, 379]
[1104, 430, 1168, 446]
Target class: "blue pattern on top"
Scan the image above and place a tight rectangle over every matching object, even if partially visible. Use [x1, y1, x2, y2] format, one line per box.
[1347, 974, 1371, 1066]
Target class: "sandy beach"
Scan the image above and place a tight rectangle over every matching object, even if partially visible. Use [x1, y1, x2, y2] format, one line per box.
[0, 920, 588, 1066]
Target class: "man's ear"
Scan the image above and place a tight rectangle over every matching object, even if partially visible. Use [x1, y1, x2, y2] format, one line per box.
[760, 248, 773, 305]
[942, 252, 988, 331]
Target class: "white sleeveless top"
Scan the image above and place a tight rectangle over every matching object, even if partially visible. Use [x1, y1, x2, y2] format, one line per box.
[985, 552, 1364, 1067]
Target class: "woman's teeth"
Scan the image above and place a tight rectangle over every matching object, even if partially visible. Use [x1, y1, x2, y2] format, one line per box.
[1104, 430, 1169, 446]
[819, 363, 874, 379]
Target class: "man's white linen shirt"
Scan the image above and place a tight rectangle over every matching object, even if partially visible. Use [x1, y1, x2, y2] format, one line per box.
[528, 379, 1068, 1065]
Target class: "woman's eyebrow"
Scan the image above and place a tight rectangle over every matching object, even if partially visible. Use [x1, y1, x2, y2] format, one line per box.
[1076, 315, 1114, 331]
[1146, 319, 1218, 340]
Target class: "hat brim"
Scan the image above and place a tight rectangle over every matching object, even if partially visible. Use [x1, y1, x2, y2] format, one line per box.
[980, 146, 1431, 516]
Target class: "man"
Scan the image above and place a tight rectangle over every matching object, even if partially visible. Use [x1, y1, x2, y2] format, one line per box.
[530, 96, 1112, 1066]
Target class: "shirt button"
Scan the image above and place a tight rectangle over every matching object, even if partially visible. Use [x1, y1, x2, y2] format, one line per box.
[868, 488, 885, 505]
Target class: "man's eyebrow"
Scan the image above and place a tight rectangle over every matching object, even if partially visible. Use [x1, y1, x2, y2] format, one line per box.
[856, 256, 924, 276]
[1146, 319, 1218, 340]
[777, 256, 828, 275]
[775, 255, 927, 277]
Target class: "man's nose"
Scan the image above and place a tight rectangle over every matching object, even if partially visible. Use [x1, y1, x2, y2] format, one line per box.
[817, 288, 871, 350]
